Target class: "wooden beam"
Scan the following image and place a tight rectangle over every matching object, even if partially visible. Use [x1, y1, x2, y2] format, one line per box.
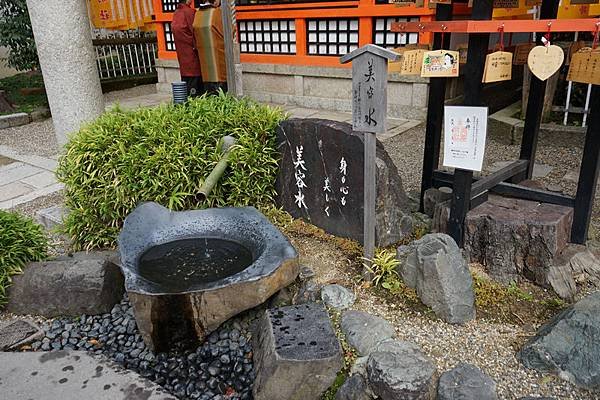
[432, 170, 576, 208]
[511, 0, 560, 183]
[471, 160, 527, 198]
[571, 85, 600, 244]
[221, 0, 239, 95]
[448, 0, 493, 247]
[391, 18, 600, 34]
[419, 2, 453, 212]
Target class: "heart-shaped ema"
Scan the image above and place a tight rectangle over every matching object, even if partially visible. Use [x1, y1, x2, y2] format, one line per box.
[527, 45, 564, 81]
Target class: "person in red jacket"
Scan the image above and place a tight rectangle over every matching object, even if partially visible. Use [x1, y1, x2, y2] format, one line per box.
[172, 0, 203, 96]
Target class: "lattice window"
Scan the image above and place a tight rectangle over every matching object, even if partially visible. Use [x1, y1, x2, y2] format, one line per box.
[307, 19, 359, 56]
[164, 22, 176, 51]
[373, 17, 419, 48]
[238, 20, 296, 54]
[162, 0, 179, 12]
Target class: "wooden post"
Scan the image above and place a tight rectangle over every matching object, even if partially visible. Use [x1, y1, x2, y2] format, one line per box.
[419, 2, 453, 212]
[571, 85, 600, 244]
[340, 45, 399, 269]
[221, 0, 239, 95]
[447, 0, 493, 247]
[511, 0, 560, 183]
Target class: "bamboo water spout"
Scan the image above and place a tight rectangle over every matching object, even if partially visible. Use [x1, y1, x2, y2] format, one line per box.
[199, 135, 237, 199]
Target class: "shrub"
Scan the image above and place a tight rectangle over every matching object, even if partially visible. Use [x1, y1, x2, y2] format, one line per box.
[0, 0, 39, 71]
[0, 210, 47, 308]
[57, 93, 286, 250]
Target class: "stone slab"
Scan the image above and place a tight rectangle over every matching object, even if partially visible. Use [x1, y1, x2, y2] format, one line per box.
[253, 303, 343, 400]
[489, 161, 553, 179]
[21, 170, 57, 189]
[36, 205, 68, 230]
[0, 181, 35, 201]
[0, 350, 176, 399]
[0, 182, 64, 210]
[0, 319, 43, 351]
[0, 163, 41, 186]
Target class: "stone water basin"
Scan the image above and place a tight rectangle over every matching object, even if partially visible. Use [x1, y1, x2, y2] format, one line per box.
[118, 202, 299, 352]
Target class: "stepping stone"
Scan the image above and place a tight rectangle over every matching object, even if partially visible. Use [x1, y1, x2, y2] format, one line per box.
[437, 363, 498, 400]
[0, 319, 43, 351]
[253, 303, 343, 400]
[341, 310, 396, 356]
[563, 170, 579, 183]
[321, 284, 356, 310]
[36, 205, 68, 230]
[0, 350, 175, 399]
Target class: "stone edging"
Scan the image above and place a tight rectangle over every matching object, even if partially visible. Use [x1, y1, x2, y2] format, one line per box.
[489, 102, 585, 145]
[0, 108, 51, 130]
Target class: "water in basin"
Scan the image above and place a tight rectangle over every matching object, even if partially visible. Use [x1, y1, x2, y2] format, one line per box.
[138, 238, 253, 291]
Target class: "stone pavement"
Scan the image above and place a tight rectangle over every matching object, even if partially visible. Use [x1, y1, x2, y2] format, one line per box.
[1, 92, 421, 211]
[0, 146, 62, 210]
[0, 350, 176, 400]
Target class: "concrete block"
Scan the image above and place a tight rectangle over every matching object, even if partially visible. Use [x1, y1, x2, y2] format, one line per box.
[412, 83, 429, 108]
[164, 67, 182, 84]
[36, 205, 68, 230]
[243, 73, 294, 95]
[388, 83, 414, 106]
[294, 75, 304, 96]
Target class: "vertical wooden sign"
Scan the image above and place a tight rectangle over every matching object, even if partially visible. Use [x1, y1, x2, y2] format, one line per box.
[340, 44, 399, 270]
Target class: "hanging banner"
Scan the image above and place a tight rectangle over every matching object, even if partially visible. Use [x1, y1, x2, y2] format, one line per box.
[443, 106, 488, 172]
[421, 50, 459, 77]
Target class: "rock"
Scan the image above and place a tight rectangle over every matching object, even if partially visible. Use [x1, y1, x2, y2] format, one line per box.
[548, 244, 600, 300]
[269, 286, 295, 308]
[437, 363, 498, 400]
[519, 291, 600, 390]
[341, 311, 396, 356]
[293, 280, 322, 304]
[298, 266, 316, 281]
[366, 340, 437, 400]
[335, 374, 374, 400]
[7, 253, 124, 317]
[35, 205, 68, 230]
[252, 303, 343, 400]
[321, 284, 356, 310]
[0, 319, 44, 351]
[399, 233, 475, 324]
[423, 187, 452, 218]
[464, 194, 573, 285]
[118, 203, 299, 352]
[0, 350, 176, 399]
[275, 118, 412, 246]
[518, 397, 556, 400]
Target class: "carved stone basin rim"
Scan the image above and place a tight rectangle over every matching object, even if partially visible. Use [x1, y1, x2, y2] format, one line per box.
[117, 202, 298, 296]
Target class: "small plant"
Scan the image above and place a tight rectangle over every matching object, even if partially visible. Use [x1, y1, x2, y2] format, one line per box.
[507, 281, 534, 302]
[0, 0, 39, 71]
[363, 248, 400, 287]
[0, 210, 47, 308]
[472, 272, 508, 308]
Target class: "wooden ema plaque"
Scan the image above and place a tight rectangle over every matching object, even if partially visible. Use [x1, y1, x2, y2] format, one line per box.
[527, 45, 564, 81]
[567, 48, 600, 85]
[513, 43, 535, 65]
[493, 0, 520, 8]
[400, 49, 427, 75]
[482, 51, 513, 83]
[421, 50, 459, 77]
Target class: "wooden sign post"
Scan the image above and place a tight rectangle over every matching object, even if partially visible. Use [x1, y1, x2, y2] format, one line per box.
[340, 44, 399, 270]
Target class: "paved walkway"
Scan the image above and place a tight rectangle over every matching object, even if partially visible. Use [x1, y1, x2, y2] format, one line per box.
[1, 92, 421, 211]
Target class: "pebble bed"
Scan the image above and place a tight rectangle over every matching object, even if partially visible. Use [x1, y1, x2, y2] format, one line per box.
[29, 294, 258, 400]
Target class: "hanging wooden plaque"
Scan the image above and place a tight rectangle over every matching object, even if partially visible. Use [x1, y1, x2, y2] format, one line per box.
[457, 44, 469, 64]
[527, 45, 564, 81]
[567, 48, 600, 85]
[513, 43, 535, 65]
[421, 50, 459, 77]
[493, 0, 520, 8]
[483, 51, 513, 83]
[400, 49, 427, 75]
[570, 0, 599, 4]
[525, 0, 542, 5]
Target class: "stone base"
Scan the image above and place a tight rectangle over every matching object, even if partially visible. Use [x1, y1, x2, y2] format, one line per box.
[252, 303, 343, 400]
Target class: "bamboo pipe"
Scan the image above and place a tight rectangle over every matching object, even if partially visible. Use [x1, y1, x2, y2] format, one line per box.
[198, 135, 237, 199]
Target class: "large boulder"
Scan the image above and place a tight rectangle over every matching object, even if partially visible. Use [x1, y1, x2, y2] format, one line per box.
[253, 303, 343, 400]
[7, 252, 124, 317]
[341, 310, 396, 356]
[275, 118, 412, 246]
[366, 340, 437, 400]
[519, 291, 600, 390]
[397, 233, 475, 324]
[437, 363, 498, 400]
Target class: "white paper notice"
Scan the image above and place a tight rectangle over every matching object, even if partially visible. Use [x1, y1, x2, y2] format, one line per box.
[443, 106, 488, 172]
